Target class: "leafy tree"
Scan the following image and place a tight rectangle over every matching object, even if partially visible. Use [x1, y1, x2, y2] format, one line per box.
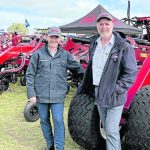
[7, 23, 29, 35]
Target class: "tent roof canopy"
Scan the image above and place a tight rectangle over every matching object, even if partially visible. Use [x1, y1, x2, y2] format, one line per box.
[60, 5, 142, 34]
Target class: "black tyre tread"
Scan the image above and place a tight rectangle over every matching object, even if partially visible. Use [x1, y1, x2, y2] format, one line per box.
[68, 94, 105, 150]
[20, 76, 26, 86]
[125, 86, 150, 150]
[2, 80, 9, 91]
[24, 101, 39, 122]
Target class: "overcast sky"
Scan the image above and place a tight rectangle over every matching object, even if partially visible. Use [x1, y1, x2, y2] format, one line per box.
[0, 0, 149, 32]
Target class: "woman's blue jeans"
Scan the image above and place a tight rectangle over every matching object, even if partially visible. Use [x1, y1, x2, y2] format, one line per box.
[37, 102, 65, 150]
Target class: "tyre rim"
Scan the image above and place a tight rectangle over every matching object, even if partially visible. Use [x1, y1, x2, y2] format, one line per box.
[30, 106, 38, 117]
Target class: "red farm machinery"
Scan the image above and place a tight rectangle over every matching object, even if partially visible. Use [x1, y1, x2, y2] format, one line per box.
[0, 32, 45, 93]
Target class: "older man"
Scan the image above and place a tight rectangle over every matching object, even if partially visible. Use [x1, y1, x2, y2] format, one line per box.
[77, 13, 137, 150]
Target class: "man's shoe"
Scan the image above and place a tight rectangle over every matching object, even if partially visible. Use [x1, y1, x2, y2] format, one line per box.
[50, 145, 55, 150]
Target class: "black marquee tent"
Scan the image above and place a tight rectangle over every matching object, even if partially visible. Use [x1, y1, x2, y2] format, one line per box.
[60, 5, 142, 34]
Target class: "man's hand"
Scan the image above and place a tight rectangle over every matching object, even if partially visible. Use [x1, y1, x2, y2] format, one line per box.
[29, 96, 36, 103]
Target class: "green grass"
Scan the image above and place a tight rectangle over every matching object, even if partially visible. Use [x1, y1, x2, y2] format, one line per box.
[0, 83, 83, 150]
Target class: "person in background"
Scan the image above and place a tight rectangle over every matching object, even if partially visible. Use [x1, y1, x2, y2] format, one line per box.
[12, 32, 21, 46]
[26, 27, 84, 150]
[77, 13, 137, 150]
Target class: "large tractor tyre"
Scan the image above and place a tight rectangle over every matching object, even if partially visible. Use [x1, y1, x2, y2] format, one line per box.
[24, 101, 39, 122]
[68, 94, 105, 150]
[20, 76, 26, 86]
[125, 86, 150, 150]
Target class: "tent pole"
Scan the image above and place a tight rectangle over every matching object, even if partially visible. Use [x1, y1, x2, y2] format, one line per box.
[127, 0, 130, 25]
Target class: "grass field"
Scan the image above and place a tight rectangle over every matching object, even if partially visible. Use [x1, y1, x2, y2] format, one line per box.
[0, 83, 84, 150]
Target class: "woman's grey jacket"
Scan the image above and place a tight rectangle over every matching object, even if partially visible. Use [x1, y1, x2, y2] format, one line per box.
[26, 45, 84, 103]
